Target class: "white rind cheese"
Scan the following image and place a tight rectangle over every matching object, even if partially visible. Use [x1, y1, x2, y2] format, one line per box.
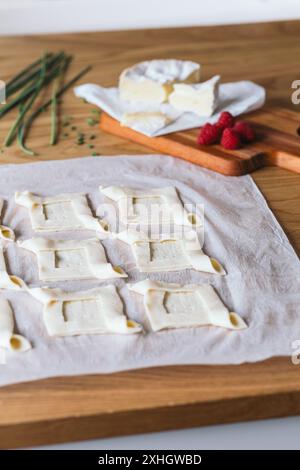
[121, 112, 172, 134]
[169, 75, 220, 116]
[119, 59, 201, 104]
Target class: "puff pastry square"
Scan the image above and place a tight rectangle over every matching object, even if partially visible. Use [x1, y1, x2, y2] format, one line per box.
[100, 185, 201, 227]
[0, 247, 26, 290]
[15, 191, 108, 234]
[0, 298, 31, 355]
[19, 238, 127, 282]
[117, 229, 225, 274]
[29, 286, 142, 337]
[0, 199, 14, 241]
[129, 279, 247, 331]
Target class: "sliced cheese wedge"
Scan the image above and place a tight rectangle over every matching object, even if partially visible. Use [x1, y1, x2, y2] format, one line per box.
[119, 59, 201, 104]
[121, 112, 172, 134]
[169, 75, 220, 116]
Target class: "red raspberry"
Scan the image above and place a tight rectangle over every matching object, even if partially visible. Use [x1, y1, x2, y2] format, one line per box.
[197, 123, 220, 145]
[217, 111, 235, 130]
[221, 128, 241, 150]
[234, 121, 255, 143]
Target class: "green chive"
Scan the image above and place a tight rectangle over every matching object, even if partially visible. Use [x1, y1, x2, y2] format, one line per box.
[87, 117, 97, 126]
[91, 109, 101, 116]
[5, 54, 48, 147]
[18, 65, 92, 154]
[0, 54, 72, 119]
[6, 52, 64, 98]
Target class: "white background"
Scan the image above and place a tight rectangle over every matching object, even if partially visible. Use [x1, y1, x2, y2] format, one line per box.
[0, 0, 300, 35]
[1, 0, 300, 451]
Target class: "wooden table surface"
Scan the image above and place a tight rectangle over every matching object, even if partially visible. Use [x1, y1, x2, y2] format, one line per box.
[0, 20, 300, 448]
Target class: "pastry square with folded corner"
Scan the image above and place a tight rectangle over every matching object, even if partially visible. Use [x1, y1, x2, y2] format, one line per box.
[18, 238, 127, 282]
[116, 229, 225, 275]
[0, 247, 26, 290]
[29, 285, 142, 337]
[100, 185, 202, 228]
[129, 279, 247, 331]
[0, 199, 14, 241]
[15, 191, 109, 234]
[119, 59, 201, 104]
[0, 298, 31, 356]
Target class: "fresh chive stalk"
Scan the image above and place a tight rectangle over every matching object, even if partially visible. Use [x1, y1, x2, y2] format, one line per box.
[18, 65, 92, 154]
[17, 102, 36, 156]
[0, 53, 70, 119]
[4, 55, 48, 147]
[6, 53, 52, 89]
[6, 52, 64, 98]
[50, 58, 70, 145]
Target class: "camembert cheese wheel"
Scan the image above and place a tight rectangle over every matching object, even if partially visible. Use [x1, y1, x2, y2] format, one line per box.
[119, 59, 201, 104]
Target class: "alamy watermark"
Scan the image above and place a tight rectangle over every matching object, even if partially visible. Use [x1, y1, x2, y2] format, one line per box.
[97, 199, 205, 246]
[291, 80, 300, 105]
[0, 80, 6, 104]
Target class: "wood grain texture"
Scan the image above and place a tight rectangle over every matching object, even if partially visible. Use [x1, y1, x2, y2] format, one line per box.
[99, 109, 300, 176]
[0, 20, 300, 448]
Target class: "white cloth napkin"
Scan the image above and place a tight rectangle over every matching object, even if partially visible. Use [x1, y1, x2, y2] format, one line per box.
[74, 81, 266, 136]
[0, 155, 299, 387]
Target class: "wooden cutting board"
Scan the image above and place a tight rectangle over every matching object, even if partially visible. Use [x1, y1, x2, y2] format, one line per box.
[100, 107, 300, 176]
[1, 21, 300, 450]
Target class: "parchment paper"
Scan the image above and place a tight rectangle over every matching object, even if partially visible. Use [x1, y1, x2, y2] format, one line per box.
[74, 81, 265, 136]
[0, 155, 299, 387]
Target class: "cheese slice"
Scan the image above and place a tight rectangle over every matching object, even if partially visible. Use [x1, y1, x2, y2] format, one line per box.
[129, 279, 247, 331]
[121, 112, 172, 134]
[169, 75, 220, 116]
[0, 298, 31, 353]
[119, 59, 201, 104]
[28, 285, 142, 337]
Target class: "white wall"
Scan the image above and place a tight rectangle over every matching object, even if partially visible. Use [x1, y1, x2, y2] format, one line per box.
[0, 0, 300, 36]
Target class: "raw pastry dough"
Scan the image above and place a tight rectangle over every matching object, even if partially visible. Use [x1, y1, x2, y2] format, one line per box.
[29, 285, 142, 337]
[129, 279, 247, 331]
[18, 238, 127, 282]
[117, 229, 225, 274]
[0, 298, 31, 352]
[0, 247, 26, 290]
[15, 191, 108, 234]
[100, 186, 201, 227]
[0, 199, 14, 241]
